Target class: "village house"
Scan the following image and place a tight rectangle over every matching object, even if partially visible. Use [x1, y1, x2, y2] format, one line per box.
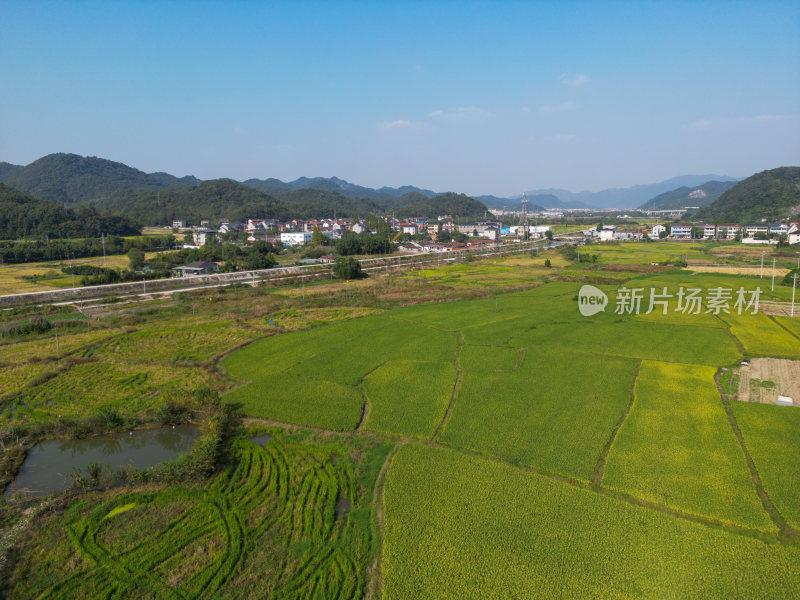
[702, 224, 717, 239]
[171, 261, 219, 277]
[744, 224, 769, 237]
[613, 230, 643, 241]
[770, 221, 789, 236]
[598, 226, 616, 242]
[670, 223, 692, 238]
[716, 224, 741, 239]
[650, 224, 666, 239]
[192, 229, 217, 246]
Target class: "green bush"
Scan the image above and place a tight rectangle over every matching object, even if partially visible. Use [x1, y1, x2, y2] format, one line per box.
[333, 257, 363, 280]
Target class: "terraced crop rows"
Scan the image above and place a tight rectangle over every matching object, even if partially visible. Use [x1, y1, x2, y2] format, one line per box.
[14, 436, 365, 600]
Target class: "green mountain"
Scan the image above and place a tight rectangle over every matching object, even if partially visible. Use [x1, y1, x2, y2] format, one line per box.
[0, 183, 140, 239]
[395, 192, 488, 219]
[638, 180, 737, 211]
[0, 153, 200, 204]
[0, 154, 491, 225]
[277, 188, 383, 219]
[694, 167, 800, 223]
[93, 179, 290, 226]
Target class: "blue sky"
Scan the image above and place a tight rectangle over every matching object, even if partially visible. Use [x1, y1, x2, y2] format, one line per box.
[2, 1, 798, 196]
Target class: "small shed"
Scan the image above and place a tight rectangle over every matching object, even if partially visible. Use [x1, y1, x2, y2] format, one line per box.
[777, 395, 794, 407]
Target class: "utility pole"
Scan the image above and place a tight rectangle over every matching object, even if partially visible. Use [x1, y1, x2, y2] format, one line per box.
[792, 273, 798, 318]
[760, 250, 765, 278]
[771, 257, 775, 292]
[302, 280, 307, 328]
[102, 233, 107, 267]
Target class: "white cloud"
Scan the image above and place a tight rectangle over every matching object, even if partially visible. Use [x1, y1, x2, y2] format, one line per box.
[427, 106, 491, 120]
[559, 73, 590, 87]
[379, 120, 413, 130]
[538, 101, 579, 115]
[690, 114, 789, 130]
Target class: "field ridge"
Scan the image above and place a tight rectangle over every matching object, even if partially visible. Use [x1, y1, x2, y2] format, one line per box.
[592, 359, 642, 488]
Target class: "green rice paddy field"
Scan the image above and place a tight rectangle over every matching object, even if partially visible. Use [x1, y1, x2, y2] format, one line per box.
[2, 247, 800, 598]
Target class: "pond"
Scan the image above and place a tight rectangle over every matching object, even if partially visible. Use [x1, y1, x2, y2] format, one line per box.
[4, 425, 199, 500]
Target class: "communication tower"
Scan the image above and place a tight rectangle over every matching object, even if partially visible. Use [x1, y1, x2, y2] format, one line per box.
[518, 192, 529, 240]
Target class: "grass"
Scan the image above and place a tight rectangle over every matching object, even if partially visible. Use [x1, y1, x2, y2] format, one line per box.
[603, 361, 772, 530]
[382, 443, 800, 600]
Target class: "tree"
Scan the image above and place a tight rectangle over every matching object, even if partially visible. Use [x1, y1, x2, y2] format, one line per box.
[544, 259, 552, 268]
[659, 229, 668, 239]
[333, 257, 362, 280]
[437, 230, 451, 243]
[311, 227, 325, 246]
[545, 230, 553, 240]
[127, 247, 145, 270]
[335, 232, 363, 256]
[451, 231, 468, 243]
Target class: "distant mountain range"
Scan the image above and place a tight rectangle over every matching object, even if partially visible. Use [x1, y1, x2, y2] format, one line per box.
[13, 153, 799, 233]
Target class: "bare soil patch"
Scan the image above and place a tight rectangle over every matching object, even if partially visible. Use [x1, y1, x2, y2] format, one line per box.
[736, 357, 800, 404]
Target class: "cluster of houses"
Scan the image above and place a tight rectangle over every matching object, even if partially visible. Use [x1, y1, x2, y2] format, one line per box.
[595, 221, 800, 244]
[178, 216, 528, 248]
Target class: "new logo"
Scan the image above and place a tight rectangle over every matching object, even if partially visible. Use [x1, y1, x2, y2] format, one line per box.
[578, 285, 608, 316]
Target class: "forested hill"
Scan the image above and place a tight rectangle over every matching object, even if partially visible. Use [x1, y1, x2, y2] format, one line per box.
[0, 183, 140, 239]
[395, 192, 488, 219]
[638, 180, 737, 211]
[242, 175, 436, 202]
[0, 153, 487, 224]
[694, 167, 800, 223]
[91, 180, 290, 226]
[94, 181, 489, 226]
[0, 162, 22, 179]
[0, 153, 200, 204]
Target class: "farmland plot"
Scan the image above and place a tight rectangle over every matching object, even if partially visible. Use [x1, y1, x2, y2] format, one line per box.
[440, 348, 635, 481]
[362, 360, 456, 438]
[732, 401, 800, 530]
[603, 361, 772, 530]
[382, 444, 800, 600]
[225, 373, 364, 431]
[91, 322, 259, 364]
[721, 312, 800, 358]
[2, 361, 208, 425]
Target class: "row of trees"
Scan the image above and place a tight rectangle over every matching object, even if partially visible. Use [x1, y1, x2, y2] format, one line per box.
[0, 234, 176, 264]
